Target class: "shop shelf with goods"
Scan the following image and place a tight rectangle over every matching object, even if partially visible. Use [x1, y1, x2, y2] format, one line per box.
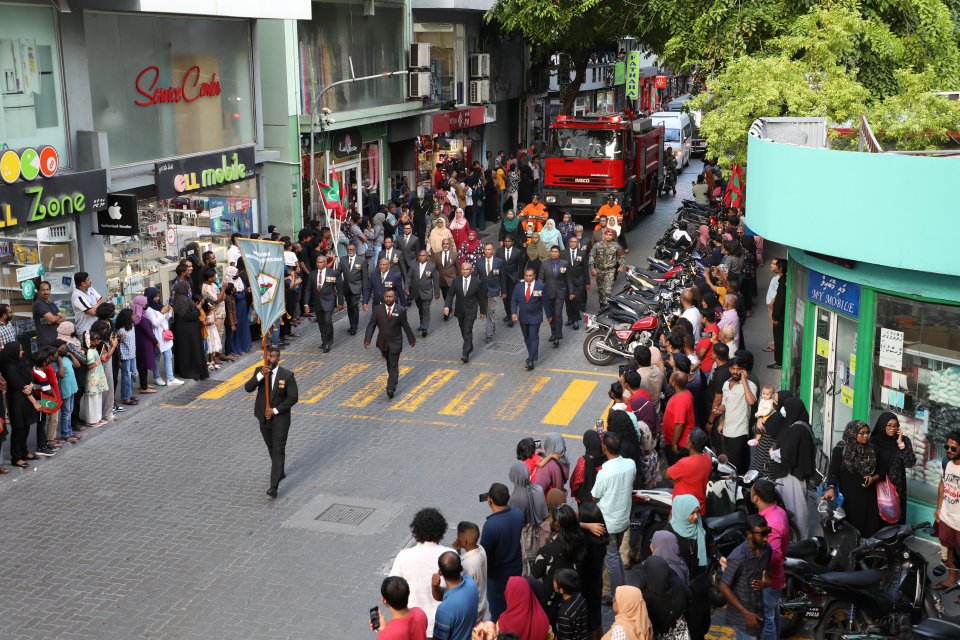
[0, 223, 78, 321]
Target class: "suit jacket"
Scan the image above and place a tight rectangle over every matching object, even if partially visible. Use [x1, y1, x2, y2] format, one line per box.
[305, 267, 345, 311]
[476, 256, 508, 297]
[495, 246, 525, 286]
[364, 269, 406, 306]
[511, 280, 546, 324]
[339, 254, 368, 297]
[574, 235, 592, 257]
[433, 249, 461, 287]
[244, 366, 299, 427]
[444, 275, 487, 320]
[396, 233, 420, 273]
[538, 259, 573, 299]
[364, 303, 416, 353]
[380, 247, 404, 281]
[562, 248, 591, 292]
[406, 260, 441, 301]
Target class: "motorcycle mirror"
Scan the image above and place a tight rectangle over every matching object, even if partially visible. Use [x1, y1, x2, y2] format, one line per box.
[742, 470, 759, 484]
[718, 454, 729, 465]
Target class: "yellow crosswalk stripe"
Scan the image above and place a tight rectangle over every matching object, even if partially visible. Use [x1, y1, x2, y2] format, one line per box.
[439, 372, 501, 416]
[494, 375, 550, 421]
[342, 366, 412, 408]
[198, 363, 262, 399]
[542, 379, 597, 426]
[302, 363, 371, 404]
[389, 369, 458, 412]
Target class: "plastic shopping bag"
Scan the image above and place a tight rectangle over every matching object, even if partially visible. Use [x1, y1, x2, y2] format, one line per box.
[876, 476, 901, 524]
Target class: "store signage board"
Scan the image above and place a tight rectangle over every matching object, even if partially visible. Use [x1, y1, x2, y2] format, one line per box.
[431, 107, 485, 135]
[16, 264, 43, 282]
[21, 280, 35, 300]
[135, 65, 222, 107]
[97, 194, 140, 236]
[806, 269, 860, 318]
[625, 51, 641, 99]
[155, 145, 255, 199]
[330, 128, 362, 163]
[879, 328, 904, 371]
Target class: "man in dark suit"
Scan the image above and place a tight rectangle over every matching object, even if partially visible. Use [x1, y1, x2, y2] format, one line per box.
[573, 224, 591, 257]
[380, 236, 404, 282]
[511, 267, 548, 370]
[304, 254, 345, 353]
[363, 257, 406, 311]
[433, 238, 460, 318]
[244, 346, 299, 498]
[443, 261, 487, 363]
[562, 235, 591, 331]
[411, 189, 432, 242]
[538, 245, 573, 347]
[338, 243, 367, 335]
[495, 235, 524, 327]
[364, 289, 416, 399]
[405, 249, 441, 337]
[476, 242, 507, 343]
[396, 222, 420, 279]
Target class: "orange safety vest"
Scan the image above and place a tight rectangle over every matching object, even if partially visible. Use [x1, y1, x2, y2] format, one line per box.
[521, 202, 547, 221]
[594, 203, 623, 226]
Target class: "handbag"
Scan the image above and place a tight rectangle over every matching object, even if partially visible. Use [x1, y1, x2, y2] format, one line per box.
[876, 476, 901, 524]
[162, 329, 174, 341]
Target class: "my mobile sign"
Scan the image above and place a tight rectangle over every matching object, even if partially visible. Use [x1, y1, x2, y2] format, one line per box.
[155, 145, 255, 199]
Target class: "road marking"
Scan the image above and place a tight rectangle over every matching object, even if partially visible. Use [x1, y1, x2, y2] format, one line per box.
[542, 379, 598, 426]
[198, 363, 262, 399]
[542, 367, 619, 378]
[494, 375, 550, 421]
[439, 372, 501, 416]
[302, 363, 371, 404]
[342, 366, 412, 408]
[390, 369, 458, 412]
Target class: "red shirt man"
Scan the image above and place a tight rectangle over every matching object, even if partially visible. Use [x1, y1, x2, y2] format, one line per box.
[667, 450, 712, 513]
[663, 388, 695, 449]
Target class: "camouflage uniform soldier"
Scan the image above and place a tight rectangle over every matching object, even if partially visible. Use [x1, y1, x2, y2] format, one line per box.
[589, 228, 624, 304]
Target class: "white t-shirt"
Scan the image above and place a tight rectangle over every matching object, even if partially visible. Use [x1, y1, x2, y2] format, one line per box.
[766, 274, 780, 306]
[681, 306, 702, 342]
[941, 460, 960, 531]
[227, 245, 241, 266]
[71, 286, 102, 337]
[389, 541, 454, 636]
[721, 378, 758, 438]
[461, 546, 489, 621]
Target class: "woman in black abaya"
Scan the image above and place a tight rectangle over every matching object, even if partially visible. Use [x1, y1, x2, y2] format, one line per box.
[870, 412, 916, 524]
[171, 263, 208, 381]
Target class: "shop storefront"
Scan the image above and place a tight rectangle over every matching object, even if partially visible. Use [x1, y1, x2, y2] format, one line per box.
[415, 106, 485, 190]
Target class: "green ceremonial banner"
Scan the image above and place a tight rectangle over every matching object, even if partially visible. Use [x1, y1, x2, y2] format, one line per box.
[614, 62, 625, 86]
[625, 52, 641, 99]
[236, 238, 287, 331]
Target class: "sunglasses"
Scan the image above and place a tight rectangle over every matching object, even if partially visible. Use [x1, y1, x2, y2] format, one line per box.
[947, 445, 960, 452]
[749, 529, 770, 537]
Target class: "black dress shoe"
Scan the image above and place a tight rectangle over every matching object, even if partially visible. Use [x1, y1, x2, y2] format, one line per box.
[421, 330, 427, 338]
[321, 346, 331, 353]
[525, 360, 534, 370]
[266, 488, 278, 498]
[461, 355, 469, 363]
[348, 328, 357, 336]
[502, 317, 510, 324]
[572, 321, 580, 330]
[553, 339, 560, 348]
[508, 320, 515, 327]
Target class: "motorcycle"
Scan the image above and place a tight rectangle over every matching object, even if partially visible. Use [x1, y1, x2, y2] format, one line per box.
[581, 307, 673, 365]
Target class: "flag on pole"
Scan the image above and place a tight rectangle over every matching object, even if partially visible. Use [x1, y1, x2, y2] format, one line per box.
[724, 164, 745, 209]
[317, 171, 348, 221]
[235, 238, 287, 330]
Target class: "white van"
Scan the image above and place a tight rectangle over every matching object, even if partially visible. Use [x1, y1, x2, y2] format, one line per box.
[649, 111, 693, 168]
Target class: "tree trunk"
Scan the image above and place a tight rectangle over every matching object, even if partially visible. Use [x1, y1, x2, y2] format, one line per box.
[560, 55, 590, 115]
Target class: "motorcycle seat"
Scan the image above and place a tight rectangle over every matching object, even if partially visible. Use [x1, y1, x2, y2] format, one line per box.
[786, 538, 821, 559]
[870, 524, 905, 543]
[914, 618, 960, 640]
[817, 569, 882, 588]
[704, 511, 746, 532]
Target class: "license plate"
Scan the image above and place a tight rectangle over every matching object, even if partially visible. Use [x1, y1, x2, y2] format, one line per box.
[804, 609, 821, 619]
[571, 197, 591, 205]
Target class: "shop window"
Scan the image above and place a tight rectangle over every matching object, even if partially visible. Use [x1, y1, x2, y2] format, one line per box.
[787, 261, 807, 396]
[414, 23, 465, 105]
[300, 2, 405, 114]
[0, 5, 67, 159]
[872, 294, 960, 505]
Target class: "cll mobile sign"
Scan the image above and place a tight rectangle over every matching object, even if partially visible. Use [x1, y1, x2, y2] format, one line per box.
[155, 145, 255, 199]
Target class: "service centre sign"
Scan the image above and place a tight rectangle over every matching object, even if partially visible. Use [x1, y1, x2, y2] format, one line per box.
[155, 145, 255, 199]
[0, 146, 108, 230]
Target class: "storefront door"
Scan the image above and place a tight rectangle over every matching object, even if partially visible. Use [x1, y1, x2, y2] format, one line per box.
[810, 307, 858, 450]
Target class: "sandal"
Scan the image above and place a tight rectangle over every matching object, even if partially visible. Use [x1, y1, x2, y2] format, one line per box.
[12, 460, 28, 468]
[140, 388, 157, 394]
[762, 346, 774, 352]
[24, 453, 38, 461]
[0, 466, 9, 474]
[122, 399, 139, 405]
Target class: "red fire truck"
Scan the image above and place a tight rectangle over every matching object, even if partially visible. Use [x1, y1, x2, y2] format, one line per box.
[542, 114, 663, 228]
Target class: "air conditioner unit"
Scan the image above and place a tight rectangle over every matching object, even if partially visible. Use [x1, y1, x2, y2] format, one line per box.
[469, 53, 490, 78]
[468, 79, 490, 105]
[410, 43, 431, 69]
[408, 72, 431, 99]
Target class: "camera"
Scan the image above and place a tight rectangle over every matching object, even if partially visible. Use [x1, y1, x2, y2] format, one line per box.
[479, 493, 489, 502]
[533, 438, 542, 451]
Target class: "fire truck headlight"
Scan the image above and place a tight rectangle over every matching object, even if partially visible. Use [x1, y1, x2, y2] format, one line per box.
[545, 195, 557, 203]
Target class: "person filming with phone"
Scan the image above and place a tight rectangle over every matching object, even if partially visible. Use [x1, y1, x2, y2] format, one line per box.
[369, 576, 427, 639]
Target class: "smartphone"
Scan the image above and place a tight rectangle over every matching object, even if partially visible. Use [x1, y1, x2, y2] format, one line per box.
[369, 606, 380, 630]
[618, 364, 630, 377]
[533, 438, 542, 451]
[595, 419, 604, 435]
[479, 493, 489, 502]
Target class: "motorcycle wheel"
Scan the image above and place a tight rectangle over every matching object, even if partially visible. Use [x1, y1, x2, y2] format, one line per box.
[815, 600, 869, 640]
[707, 559, 727, 608]
[582, 331, 617, 366]
[778, 576, 805, 638]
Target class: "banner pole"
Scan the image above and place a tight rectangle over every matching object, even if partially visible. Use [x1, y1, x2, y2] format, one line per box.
[263, 328, 272, 418]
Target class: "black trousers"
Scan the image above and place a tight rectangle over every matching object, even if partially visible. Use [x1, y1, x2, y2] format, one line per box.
[344, 291, 361, 331]
[138, 363, 151, 391]
[459, 315, 476, 356]
[415, 297, 432, 331]
[773, 319, 784, 365]
[10, 417, 30, 461]
[381, 348, 401, 392]
[565, 289, 586, 324]
[724, 434, 750, 474]
[259, 418, 290, 490]
[547, 294, 565, 339]
[316, 308, 334, 346]
[502, 280, 517, 321]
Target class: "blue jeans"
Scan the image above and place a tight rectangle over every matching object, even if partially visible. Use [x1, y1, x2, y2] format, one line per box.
[59, 393, 74, 438]
[734, 630, 758, 640]
[604, 531, 626, 594]
[120, 358, 137, 400]
[155, 347, 174, 382]
[762, 587, 782, 640]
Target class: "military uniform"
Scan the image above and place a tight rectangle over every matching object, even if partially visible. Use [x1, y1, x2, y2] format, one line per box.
[588, 239, 623, 304]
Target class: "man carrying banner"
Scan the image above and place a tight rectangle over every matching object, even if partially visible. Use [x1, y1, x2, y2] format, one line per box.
[244, 346, 299, 498]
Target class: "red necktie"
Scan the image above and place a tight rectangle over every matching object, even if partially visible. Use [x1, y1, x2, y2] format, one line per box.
[525, 284, 531, 302]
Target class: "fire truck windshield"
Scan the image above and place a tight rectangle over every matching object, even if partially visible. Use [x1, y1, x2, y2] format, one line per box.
[547, 129, 623, 159]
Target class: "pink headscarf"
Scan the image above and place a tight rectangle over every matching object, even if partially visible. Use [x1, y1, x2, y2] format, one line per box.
[698, 225, 710, 247]
[131, 295, 148, 325]
[57, 321, 81, 349]
[723, 232, 733, 242]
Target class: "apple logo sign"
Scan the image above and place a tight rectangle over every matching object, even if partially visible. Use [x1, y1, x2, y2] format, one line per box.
[108, 202, 122, 220]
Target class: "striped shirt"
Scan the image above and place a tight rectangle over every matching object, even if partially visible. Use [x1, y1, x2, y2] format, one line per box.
[556, 592, 588, 640]
[119, 328, 136, 360]
[0, 320, 16, 347]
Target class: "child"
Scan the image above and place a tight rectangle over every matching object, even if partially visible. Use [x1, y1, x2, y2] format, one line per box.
[516, 437, 542, 482]
[32, 346, 61, 454]
[116, 308, 138, 406]
[202, 300, 221, 371]
[53, 339, 81, 443]
[553, 568, 588, 640]
[453, 521, 488, 622]
[222, 282, 238, 361]
[82, 331, 109, 428]
[755, 384, 776, 420]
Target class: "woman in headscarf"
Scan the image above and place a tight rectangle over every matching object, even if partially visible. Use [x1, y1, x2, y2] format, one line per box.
[458, 229, 483, 266]
[571, 429, 605, 504]
[496, 576, 552, 640]
[131, 295, 158, 395]
[530, 504, 585, 624]
[171, 264, 208, 381]
[508, 460, 549, 576]
[535, 432, 570, 498]
[750, 389, 793, 474]
[650, 530, 689, 584]
[557, 212, 576, 246]
[538, 218, 562, 251]
[58, 321, 87, 429]
[449, 207, 472, 249]
[224, 266, 252, 354]
[637, 555, 690, 640]
[870, 412, 916, 524]
[771, 397, 815, 536]
[602, 586, 654, 640]
[824, 420, 881, 536]
[578, 501, 609, 638]
[0, 341, 38, 468]
[427, 216, 454, 254]
[738, 235, 758, 312]
[143, 287, 179, 386]
[666, 495, 709, 640]
[695, 225, 711, 255]
[525, 232, 548, 274]
[499, 209, 524, 246]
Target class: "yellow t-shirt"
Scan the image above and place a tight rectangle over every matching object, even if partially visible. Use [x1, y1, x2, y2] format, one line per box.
[496, 168, 505, 191]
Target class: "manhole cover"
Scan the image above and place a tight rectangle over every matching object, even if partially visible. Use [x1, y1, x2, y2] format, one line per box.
[162, 380, 221, 405]
[487, 342, 524, 353]
[315, 504, 375, 526]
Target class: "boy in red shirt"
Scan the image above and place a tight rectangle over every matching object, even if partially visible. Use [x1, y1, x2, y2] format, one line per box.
[667, 428, 712, 513]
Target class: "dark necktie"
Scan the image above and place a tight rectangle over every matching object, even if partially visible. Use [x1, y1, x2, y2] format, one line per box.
[553, 261, 559, 275]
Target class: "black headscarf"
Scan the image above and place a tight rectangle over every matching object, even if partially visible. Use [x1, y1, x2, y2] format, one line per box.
[574, 430, 605, 504]
[870, 412, 900, 452]
[636, 556, 688, 634]
[0, 341, 28, 386]
[774, 397, 816, 480]
[762, 390, 794, 440]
